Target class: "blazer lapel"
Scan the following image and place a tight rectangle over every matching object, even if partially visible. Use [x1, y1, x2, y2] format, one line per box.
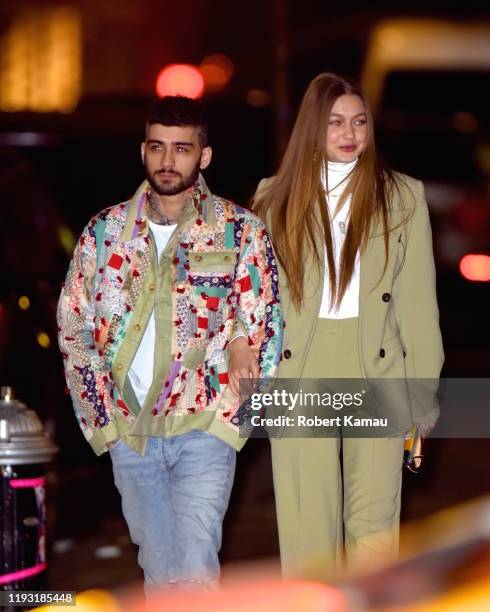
[360, 233, 385, 306]
[360, 207, 406, 305]
[304, 198, 326, 305]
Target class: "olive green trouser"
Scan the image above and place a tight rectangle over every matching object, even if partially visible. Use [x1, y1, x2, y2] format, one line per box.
[271, 318, 404, 580]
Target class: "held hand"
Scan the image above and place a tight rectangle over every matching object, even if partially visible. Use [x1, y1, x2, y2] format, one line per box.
[227, 337, 260, 396]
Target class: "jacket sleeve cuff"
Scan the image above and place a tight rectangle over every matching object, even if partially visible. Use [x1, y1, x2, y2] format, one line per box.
[229, 319, 248, 344]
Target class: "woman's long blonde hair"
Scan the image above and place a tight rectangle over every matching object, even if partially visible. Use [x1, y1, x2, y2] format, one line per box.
[253, 72, 399, 311]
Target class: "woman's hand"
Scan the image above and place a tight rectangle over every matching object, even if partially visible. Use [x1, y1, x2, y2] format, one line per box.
[416, 422, 435, 439]
[227, 337, 260, 396]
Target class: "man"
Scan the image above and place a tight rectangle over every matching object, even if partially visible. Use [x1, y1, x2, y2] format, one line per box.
[57, 96, 283, 593]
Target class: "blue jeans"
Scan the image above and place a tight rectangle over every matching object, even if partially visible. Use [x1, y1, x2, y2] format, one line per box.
[109, 431, 236, 594]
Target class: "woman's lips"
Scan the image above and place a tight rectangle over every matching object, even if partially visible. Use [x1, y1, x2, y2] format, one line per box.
[339, 145, 356, 152]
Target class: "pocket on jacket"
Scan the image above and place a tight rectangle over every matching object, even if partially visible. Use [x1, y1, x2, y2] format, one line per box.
[377, 334, 406, 378]
[186, 251, 237, 338]
[188, 250, 237, 274]
[188, 252, 237, 299]
[382, 334, 402, 348]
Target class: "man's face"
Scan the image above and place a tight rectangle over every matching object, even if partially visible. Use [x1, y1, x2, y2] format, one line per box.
[141, 124, 212, 196]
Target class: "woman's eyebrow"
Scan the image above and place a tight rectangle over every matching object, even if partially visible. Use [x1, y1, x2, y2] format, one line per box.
[330, 112, 367, 118]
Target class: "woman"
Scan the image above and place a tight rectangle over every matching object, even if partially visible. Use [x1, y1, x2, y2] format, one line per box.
[253, 73, 444, 579]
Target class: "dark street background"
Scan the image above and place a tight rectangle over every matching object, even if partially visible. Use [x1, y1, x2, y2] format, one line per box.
[0, 0, 489, 596]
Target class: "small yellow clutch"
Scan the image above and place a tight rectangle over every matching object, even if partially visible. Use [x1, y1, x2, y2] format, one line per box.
[404, 426, 423, 473]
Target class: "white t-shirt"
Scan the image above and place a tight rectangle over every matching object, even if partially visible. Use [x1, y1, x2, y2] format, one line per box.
[128, 221, 177, 407]
[318, 159, 360, 319]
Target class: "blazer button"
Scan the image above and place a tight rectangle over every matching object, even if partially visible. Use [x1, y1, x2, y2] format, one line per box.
[195, 255, 203, 262]
[133, 323, 141, 331]
[224, 255, 231, 262]
[382, 292, 391, 302]
[379, 348, 385, 358]
[284, 349, 292, 359]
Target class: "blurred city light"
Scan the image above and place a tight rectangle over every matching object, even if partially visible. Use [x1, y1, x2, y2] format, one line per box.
[200, 54, 234, 92]
[36, 332, 51, 349]
[130, 580, 346, 612]
[36, 589, 120, 612]
[58, 225, 76, 256]
[476, 143, 490, 174]
[362, 20, 490, 112]
[155, 64, 204, 99]
[246, 89, 271, 107]
[0, 132, 60, 147]
[52, 539, 75, 554]
[378, 27, 405, 52]
[18, 296, 30, 311]
[0, 7, 81, 113]
[452, 112, 479, 134]
[459, 254, 490, 282]
[93, 545, 123, 560]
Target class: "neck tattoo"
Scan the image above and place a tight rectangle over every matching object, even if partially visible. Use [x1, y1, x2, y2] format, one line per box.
[147, 190, 182, 225]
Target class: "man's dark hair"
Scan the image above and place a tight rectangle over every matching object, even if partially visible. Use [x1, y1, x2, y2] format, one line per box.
[146, 96, 209, 148]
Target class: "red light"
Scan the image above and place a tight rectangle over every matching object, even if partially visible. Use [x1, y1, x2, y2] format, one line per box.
[459, 254, 490, 282]
[200, 54, 234, 92]
[156, 64, 204, 99]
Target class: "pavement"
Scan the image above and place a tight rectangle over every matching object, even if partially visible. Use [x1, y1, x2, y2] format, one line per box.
[45, 437, 490, 596]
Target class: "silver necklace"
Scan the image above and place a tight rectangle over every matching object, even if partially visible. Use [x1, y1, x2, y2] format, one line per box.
[327, 193, 348, 235]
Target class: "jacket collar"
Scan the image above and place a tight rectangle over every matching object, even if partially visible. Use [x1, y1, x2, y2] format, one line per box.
[120, 173, 216, 242]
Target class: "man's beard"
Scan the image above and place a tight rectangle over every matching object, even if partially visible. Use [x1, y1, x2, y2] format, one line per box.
[146, 158, 201, 196]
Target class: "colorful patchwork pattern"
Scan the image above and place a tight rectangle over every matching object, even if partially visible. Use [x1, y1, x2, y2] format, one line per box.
[189, 275, 233, 288]
[58, 175, 283, 455]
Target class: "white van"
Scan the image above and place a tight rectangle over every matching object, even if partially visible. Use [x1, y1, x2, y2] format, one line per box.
[361, 19, 490, 272]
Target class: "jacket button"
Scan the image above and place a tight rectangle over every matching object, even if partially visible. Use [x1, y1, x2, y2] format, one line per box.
[149, 284, 155, 292]
[133, 323, 141, 331]
[224, 255, 231, 262]
[379, 348, 385, 358]
[284, 349, 292, 359]
[195, 255, 203, 262]
[382, 292, 391, 302]
[116, 363, 123, 371]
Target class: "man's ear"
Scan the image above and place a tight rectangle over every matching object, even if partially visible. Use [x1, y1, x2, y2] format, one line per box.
[200, 146, 212, 170]
[140, 142, 146, 165]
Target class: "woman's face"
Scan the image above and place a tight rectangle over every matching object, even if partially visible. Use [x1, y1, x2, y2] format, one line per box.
[326, 94, 368, 163]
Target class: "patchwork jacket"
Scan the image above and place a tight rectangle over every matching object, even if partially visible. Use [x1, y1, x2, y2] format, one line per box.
[57, 175, 283, 456]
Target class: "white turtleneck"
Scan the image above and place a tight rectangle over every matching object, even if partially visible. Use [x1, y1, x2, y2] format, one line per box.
[318, 159, 360, 319]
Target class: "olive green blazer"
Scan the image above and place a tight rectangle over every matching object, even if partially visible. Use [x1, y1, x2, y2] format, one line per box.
[256, 173, 444, 425]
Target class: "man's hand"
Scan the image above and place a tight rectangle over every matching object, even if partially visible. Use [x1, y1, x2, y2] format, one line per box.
[227, 337, 259, 396]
